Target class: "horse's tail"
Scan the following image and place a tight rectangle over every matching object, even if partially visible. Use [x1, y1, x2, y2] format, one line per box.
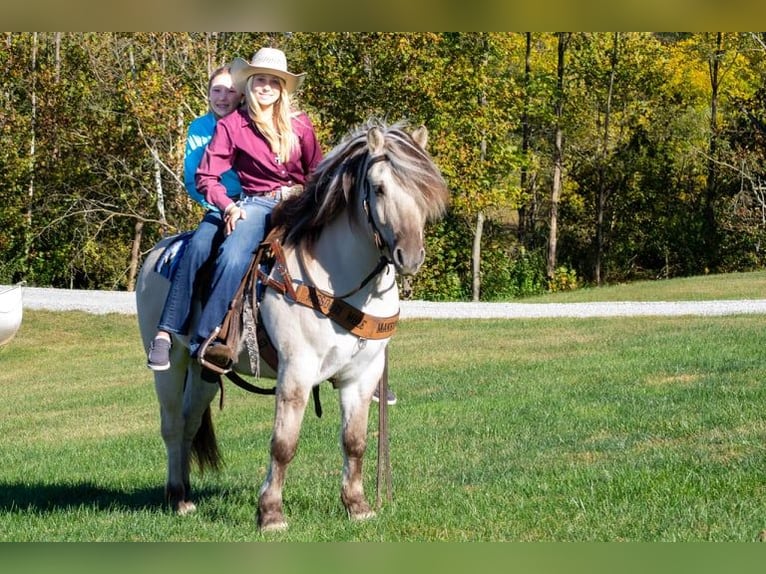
[191, 406, 223, 473]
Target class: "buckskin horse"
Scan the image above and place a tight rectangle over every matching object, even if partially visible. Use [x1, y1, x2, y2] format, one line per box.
[135, 121, 449, 531]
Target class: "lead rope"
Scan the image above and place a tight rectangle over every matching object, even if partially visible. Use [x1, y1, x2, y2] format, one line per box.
[365, 155, 394, 507]
[376, 346, 393, 508]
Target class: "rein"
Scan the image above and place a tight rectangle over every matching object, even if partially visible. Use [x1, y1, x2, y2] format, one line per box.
[224, 370, 323, 418]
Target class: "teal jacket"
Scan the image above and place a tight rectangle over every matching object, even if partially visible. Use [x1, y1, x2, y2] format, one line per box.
[184, 112, 242, 212]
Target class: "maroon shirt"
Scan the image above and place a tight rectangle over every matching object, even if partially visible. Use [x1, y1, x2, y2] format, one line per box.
[196, 108, 323, 212]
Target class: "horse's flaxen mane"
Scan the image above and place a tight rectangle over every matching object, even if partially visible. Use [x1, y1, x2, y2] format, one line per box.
[271, 120, 449, 249]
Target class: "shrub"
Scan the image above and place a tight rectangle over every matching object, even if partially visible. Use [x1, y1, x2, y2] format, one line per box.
[547, 265, 580, 292]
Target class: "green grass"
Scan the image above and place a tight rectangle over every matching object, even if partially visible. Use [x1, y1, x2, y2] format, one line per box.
[3, 273, 766, 540]
[521, 270, 766, 303]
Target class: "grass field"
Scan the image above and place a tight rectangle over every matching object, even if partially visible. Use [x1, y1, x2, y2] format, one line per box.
[522, 270, 766, 302]
[2, 272, 766, 541]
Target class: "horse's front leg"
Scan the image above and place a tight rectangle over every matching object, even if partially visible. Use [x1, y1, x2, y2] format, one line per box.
[338, 380, 376, 521]
[257, 377, 311, 531]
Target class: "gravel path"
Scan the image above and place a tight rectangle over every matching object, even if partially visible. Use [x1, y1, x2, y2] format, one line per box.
[16, 286, 766, 318]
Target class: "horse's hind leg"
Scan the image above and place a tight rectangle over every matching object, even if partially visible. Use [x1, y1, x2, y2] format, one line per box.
[257, 380, 311, 531]
[154, 358, 220, 516]
[338, 384, 375, 521]
[167, 362, 221, 515]
[154, 366, 194, 514]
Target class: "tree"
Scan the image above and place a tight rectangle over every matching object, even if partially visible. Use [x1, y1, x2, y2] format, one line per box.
[675, 33, 760, 272]
[594, 33, 619, 285]
[0, 34, 35, 282]
[547, 32, 570, 279]
[292, 33, 525, 300]
[5, 33, 766, 296]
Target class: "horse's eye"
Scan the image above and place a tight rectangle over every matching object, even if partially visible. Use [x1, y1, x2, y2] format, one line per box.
[373, 184, 385, 197]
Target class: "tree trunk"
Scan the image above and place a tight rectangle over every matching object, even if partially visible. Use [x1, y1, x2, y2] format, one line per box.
[151, 147, 167, 235]
[54, 32, 61, 83]
[471, 34, 490, 302]
[23, 32, 38, 279]
[472, 211, 485, 302]
[548, 33, 569, 279]
[518, 32, 532, 245]
[595, 32, 618, 286]
[704, 32, 722, 270]
[127, 220, 143, 292]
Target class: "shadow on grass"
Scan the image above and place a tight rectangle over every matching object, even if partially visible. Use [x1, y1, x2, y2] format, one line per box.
[0, 480, 225, 513]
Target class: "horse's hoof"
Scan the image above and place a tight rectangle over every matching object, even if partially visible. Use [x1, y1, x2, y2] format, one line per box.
[177, 501, 197, 516]
[260, 520, 288, 532]
[350, 509, 376, 522]
[258, 508, 288, 532]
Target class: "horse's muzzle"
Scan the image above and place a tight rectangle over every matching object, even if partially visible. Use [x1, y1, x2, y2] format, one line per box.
[392, 245, 425, 275]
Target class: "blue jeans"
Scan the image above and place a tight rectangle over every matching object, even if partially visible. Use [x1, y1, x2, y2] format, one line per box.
[157, 210, 226, 336]
[190, 195, 277, 356]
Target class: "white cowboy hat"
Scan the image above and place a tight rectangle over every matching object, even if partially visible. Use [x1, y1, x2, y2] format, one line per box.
[230, 47, 306, 95]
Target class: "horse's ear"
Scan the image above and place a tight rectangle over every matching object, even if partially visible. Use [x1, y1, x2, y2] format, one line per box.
[412, 125, 428, 150]
[367, 127, 385, 155]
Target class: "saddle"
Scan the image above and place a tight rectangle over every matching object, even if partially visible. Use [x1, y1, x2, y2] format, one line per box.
[197, 230, 278, 376]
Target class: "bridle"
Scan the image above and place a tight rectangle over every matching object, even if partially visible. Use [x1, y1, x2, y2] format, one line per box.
[362, 153, 392, 256]
[288, 151, 394, 301]
[323, 152, 393, 299]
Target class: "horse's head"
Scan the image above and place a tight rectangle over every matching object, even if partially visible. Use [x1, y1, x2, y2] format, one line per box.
[352, 124, 449, 275]
[275, 121, 449, 276]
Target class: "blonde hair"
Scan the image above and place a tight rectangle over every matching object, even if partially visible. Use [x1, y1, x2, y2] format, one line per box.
[245, 76, 298, 164]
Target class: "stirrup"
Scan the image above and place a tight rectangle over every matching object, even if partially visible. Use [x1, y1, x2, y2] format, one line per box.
[198, 327, 233, 375]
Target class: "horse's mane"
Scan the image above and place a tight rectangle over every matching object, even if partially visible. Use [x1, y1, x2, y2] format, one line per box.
[271, 120, 449, 250]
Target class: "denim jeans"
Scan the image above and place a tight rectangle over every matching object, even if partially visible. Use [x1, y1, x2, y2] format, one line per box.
[190, 195, 277, 355]
[157, 210, 226, 336]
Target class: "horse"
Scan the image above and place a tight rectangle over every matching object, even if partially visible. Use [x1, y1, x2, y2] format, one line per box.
[135, 120, 449, 531]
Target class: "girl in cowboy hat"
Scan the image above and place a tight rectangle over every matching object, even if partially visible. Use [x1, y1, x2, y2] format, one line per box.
[188, 47, 323, 363]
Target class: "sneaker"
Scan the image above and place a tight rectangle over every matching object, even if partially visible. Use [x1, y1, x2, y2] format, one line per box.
[372, 386, 397, 406]
[147, 337, 171, 371]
